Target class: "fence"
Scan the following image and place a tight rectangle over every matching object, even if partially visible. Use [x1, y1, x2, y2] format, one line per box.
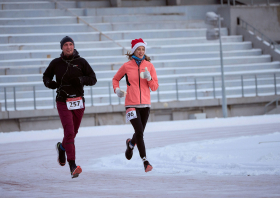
[239, 18, 279, 51]
[221, 0, 272, 6]
[1, 73, 280, 111]
[264, 96, 280, 113]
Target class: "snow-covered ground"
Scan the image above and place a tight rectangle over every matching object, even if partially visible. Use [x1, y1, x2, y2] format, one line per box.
[92, 132, 280, 176]
[1, 115, 280, 197]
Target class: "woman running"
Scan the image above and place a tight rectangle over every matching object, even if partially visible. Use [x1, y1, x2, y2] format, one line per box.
[112, 38, 159, 172]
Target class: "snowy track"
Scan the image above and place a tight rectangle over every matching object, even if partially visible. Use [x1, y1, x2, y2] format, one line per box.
[0, 115, 280, 197]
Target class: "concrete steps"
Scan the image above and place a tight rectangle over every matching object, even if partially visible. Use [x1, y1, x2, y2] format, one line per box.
[0, 1, 76, 10]
[0, 20, 210, 34]
[1, 53, 269, 71]
[0, 41, 249, 60]
[0, 15, 207, 26]
[0, 49, 263, 75]
[0, 3, 279, 111]
[0, 36, 243, 51]
[0, 28, 228, 44]
[0, 55, 275, 79]
[0, 1, 111, 10]
[0, 5, 219, 18]
[1, 67, 279, 86]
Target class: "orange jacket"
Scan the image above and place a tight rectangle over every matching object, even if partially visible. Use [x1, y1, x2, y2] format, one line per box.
[112, 59, 159, 106]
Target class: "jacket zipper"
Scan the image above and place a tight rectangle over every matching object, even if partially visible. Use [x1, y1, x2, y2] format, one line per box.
[138, 60, 143, 104]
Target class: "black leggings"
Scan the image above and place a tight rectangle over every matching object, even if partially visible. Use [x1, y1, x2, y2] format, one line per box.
[128, 107, 150, 159]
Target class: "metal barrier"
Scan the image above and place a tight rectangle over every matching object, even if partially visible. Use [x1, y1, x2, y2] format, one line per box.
[1, 73, 279, 111]
[239, 18, 279, 51]
[50, 0, 126, 54]
[264, 96, 280, 113]
[221, 0, 271, 6]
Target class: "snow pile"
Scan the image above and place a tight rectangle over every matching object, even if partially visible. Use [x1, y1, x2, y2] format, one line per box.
[91, 133, 280, 176]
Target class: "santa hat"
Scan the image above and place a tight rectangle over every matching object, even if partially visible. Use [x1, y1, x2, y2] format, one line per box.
[130, 38, 147, 54]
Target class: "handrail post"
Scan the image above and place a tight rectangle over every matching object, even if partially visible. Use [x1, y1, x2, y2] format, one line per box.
[53, 89, 56, 108]
[91, 86, 93, 106]
[274, 73, 277, 95]
[4, 87, 7, 111]
[13, 87, 16, 111]
[255, 75, 258, 96]
[33, 86, 36, 110]
[241, 75, 244, 97]
[108, 82, 111, 105]
[194, 78, 197, 100]
[212, 77, 216, 99]
[176, 78, 179, 100]
[157, 87, 160, 102]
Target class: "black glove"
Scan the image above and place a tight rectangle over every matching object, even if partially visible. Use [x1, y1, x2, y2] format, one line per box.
[70, 77, 83, 86]
[46, 81, 59, 89]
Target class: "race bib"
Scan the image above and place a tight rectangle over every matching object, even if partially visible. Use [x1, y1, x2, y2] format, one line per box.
[126, 108, 137, 123]
[66, 97, 84, 110]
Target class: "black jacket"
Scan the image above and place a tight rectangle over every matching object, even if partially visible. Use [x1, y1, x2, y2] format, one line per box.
[43, 49, 97, 102]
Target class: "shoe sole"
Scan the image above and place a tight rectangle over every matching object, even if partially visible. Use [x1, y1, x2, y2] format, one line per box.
[56, 143, 65, 166]
[72, 166, 82, 179]
[145, 165, 153, 173]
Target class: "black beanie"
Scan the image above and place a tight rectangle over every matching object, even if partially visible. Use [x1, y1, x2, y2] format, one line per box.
[60, 36, 74, 49]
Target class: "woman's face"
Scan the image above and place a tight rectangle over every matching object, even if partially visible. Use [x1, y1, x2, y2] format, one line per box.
[134, 46, 145, 59]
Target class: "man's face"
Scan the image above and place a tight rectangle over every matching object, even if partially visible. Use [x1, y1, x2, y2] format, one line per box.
[62, 42, 74, 56]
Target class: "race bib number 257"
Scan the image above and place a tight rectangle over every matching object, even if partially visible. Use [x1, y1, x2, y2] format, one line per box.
[66, 97, 84, 110]
[126, 108, 137, 123]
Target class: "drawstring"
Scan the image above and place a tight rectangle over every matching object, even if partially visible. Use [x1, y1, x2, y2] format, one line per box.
[57, 56, 81, 99]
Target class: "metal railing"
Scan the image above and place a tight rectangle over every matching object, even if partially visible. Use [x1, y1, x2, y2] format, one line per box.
[221, 0, 272, 6]
[239, 18, 279, 51]
[50, 0, 126, 54]
[264, 96, 280, 113]
[1, 73, 279, 111]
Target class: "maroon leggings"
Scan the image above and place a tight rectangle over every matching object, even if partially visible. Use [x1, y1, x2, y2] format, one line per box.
[57, 101, 85, 161]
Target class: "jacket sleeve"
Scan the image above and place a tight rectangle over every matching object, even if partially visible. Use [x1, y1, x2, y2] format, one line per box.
[112, 64, 126, 93]
[81, 59, 97, 86]
[147, 64, 159, 91]
[43, 60, 55, 89]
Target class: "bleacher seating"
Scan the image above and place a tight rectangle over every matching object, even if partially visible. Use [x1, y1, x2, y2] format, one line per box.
[0, 0, 279, 111]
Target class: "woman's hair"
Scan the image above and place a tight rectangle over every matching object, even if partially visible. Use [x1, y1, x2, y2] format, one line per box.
[125, 51, 151, 62]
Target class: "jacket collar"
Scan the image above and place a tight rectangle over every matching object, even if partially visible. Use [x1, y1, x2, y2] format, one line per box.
[60, 49, 80, 60]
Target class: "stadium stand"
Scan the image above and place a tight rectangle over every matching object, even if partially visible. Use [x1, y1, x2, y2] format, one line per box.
[0, 0, 280, 131]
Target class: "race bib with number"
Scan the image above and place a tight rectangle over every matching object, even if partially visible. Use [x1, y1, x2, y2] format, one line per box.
[126, 108, 137, 123]
[66, 97, 84, 110]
